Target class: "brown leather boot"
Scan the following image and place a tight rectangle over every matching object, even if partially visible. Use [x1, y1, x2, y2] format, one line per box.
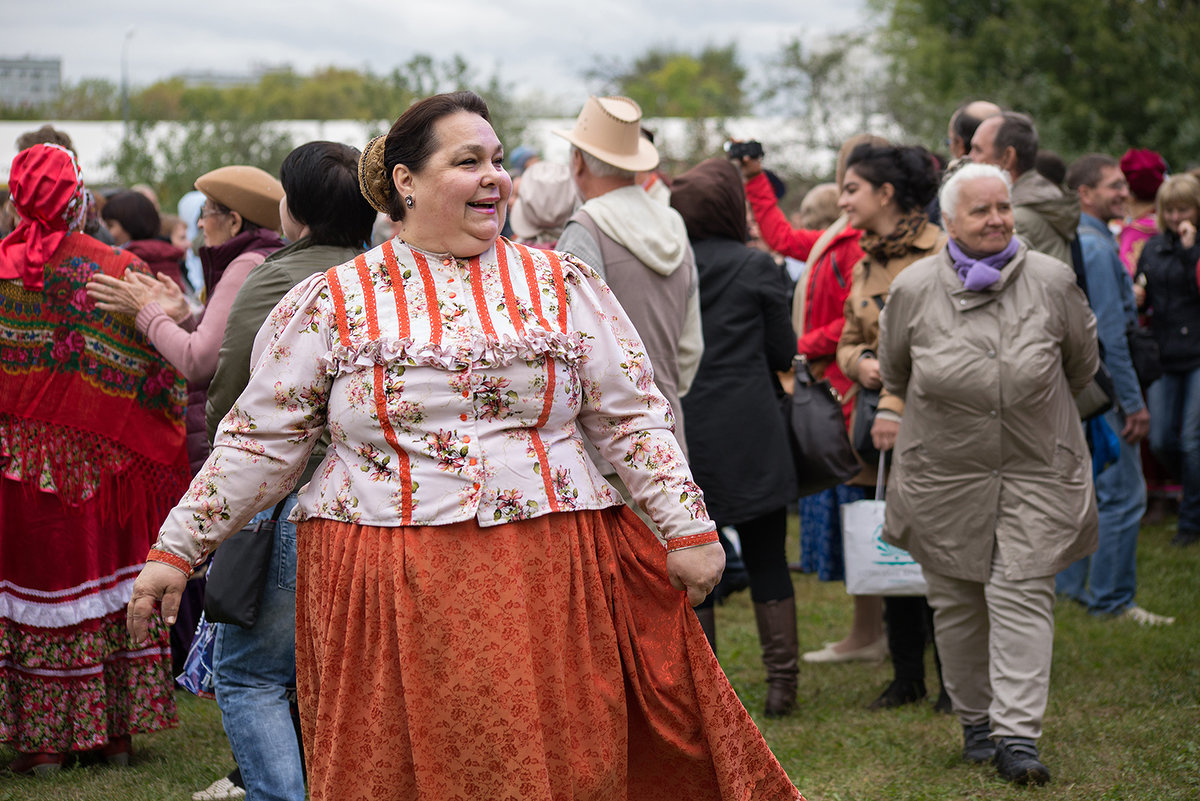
[753, 598, 799, 717]
[694, 606, 717, 654]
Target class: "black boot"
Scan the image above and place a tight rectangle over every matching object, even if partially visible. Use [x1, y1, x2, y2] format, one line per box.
[753, 598, 798, 717]
[870, 596, 927, 710]
[867, 678, 926, 710]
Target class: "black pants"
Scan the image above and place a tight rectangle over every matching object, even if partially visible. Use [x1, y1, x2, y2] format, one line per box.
[696, 506, 792, 609]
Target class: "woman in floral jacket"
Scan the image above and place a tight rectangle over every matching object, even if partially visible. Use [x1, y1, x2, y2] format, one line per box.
[128, 92, 801, 801]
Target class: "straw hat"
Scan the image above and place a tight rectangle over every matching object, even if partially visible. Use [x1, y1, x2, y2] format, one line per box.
[553, 96, 659, 173]
[194, 165, 284, 230]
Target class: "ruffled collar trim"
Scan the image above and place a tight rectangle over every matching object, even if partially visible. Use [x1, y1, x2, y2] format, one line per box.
[323, 326, 590, 374]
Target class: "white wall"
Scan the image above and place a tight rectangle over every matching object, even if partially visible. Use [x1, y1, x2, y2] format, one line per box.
[1, 115, 902, 189]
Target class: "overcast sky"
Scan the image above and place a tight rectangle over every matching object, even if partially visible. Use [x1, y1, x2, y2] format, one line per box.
[10, 0, 871, 108]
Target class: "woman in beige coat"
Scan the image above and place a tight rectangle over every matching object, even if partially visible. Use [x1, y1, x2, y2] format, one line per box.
[876, 163, 1098, 785]
[832, 142, 948, 712]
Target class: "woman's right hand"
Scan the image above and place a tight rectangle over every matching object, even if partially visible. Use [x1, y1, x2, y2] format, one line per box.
[87, 269, 154, 317]
[857, 356, 883, 390]
[127, 561, 189, 645]
[666, 540, 725, 606]
[1180, 220, 1197, 250]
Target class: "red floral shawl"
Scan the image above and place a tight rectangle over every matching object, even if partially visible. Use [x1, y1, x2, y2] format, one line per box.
[0, 232, 189, 512]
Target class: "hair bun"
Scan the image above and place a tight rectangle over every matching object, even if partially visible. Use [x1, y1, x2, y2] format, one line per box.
[358, 134, 392, 215]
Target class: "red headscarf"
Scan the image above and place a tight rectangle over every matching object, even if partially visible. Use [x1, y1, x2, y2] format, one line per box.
[0, 143, 87, 290]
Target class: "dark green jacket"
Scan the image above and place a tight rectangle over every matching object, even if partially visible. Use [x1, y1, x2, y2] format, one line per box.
[205, 237, 365, 489]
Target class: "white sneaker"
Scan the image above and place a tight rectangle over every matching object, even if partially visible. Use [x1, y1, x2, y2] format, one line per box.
[1122, 605, 1175, 626]
[192, 776, 246, 801]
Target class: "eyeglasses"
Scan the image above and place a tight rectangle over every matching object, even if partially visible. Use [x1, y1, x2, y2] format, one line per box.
[199, 204, 230, 219]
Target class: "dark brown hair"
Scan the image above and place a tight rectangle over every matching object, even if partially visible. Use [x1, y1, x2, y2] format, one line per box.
[1065, 153, 1119, 192]
[101, 190, 161, 241]
[383, 91, 492, 222]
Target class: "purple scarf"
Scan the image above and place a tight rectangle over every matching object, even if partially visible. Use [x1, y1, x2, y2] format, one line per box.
[948, 236, 1019, 291]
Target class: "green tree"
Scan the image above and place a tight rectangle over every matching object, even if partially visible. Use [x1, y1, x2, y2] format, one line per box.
[589, 44, 747, 118]
[760, 33, 885, 150]
[100, 57, 527, 208]
[105, 119, 295, 209]
[872, 0, 1200, 166]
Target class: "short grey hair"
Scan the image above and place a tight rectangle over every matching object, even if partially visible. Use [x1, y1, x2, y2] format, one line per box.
[940, 162, 1012, 223]
[571, 146, 636, 181]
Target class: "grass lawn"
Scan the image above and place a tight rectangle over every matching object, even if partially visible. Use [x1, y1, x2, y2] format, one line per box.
[3, 517, 1197, 800]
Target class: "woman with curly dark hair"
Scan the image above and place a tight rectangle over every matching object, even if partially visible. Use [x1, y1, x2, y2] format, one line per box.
[833, 142, 950, 711]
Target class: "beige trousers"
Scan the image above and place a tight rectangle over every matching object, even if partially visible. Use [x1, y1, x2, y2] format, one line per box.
[923, 549, 1056, 741]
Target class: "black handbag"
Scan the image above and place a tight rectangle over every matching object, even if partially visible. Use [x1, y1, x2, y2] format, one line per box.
[1126, 323, 1163, 389]
[202, 500, 287, 629]
[851, 386, 881, 465]
[782, 356, 860, 496]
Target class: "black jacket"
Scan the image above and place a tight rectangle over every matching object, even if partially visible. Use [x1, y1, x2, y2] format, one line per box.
[681, 238, 798, 524]
[1138, 232, 1200, 372]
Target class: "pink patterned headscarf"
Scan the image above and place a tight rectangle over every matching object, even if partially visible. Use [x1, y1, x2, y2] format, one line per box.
[0, 143, 88, 290]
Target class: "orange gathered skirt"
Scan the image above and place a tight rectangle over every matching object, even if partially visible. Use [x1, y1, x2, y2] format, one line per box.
[295, 506, 800, 801]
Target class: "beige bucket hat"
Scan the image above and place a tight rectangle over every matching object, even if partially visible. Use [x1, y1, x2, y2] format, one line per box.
[194, 165, 284, 230]
[553, 96, 659, 173]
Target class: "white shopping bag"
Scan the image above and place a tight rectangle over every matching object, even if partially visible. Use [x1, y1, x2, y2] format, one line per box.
[841, 451, 928, 596]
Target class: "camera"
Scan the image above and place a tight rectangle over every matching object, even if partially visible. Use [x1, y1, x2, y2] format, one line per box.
[724, 140, 764, 161]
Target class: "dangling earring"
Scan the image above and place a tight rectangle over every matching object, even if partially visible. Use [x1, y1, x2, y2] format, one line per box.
[405, 195, 415, 209]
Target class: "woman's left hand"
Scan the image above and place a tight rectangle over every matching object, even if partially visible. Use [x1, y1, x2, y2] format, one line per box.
[872, 417, 900, 451]
[87, 268, 156, 317]
[667, 540, 725, 606]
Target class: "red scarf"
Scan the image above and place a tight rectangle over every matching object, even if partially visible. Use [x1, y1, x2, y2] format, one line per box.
[0, 144, 87, 290]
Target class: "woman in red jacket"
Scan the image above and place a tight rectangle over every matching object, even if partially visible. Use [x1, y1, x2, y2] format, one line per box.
[737, 134, 888, 664]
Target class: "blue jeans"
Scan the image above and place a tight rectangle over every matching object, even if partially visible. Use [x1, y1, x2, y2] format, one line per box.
[214, 494, 304, 801]
[1147, 367, 1200, 534]
[1057, 409, 1147, 614]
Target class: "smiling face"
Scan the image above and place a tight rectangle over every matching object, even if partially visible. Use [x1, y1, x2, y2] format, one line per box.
[945, 175, 1015, 255]
[1080, 165, 1130, 223]
[837, 166, 892, 233]
[392, 111, 512, 257]
[1162, 203, 1199, 234]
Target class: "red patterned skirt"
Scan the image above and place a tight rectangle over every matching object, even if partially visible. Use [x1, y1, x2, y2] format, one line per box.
[296, 506, 801, 801]
[0, 476, 177, 752]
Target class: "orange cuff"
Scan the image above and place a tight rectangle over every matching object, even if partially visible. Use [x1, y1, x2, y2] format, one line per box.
[666, 529, 719, 552]
[146, 549, 193, 577]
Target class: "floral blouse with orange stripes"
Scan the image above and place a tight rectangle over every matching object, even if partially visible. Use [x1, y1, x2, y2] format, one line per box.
[147, 237, 717, 574]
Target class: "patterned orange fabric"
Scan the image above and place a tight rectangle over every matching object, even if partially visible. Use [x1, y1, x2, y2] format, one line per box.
[295, 507, 801, 801]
